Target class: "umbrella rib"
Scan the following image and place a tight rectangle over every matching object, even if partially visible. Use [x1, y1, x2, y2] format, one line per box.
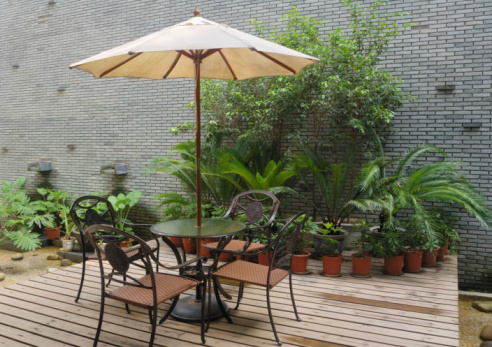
[100, 52, 142, 78]
[218, 51, 237, 81]
[255, 51, 296, 75]
[163, 52, 182, 79]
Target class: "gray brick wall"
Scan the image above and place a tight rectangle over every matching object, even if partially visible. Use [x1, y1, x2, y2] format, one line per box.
[1, 0, 491, 291]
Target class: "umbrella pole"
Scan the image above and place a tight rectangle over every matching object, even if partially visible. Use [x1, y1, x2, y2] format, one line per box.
[194, 53, 202, 228]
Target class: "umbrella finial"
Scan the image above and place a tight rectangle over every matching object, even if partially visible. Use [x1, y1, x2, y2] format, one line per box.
[194, 7, 201, 17]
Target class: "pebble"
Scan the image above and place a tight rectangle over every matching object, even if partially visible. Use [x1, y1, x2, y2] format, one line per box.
[60, 259, 72, 266]
[481, 326, 492, 341]
[47, 254, 61, 260]
[474, 301, 492, 313]
[481, 342, 492, 347]
[0, 273, 5, 281]
[47, 268, 58, 273]
[11, 253, 23, 261]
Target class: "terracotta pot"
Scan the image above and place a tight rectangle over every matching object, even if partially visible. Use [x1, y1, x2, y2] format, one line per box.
[404, 250, 423, 273]
[168, 237, 181, 247]
[119, 240, 133, 248]
[182, 238, 196, 253]
[322, 254, 342, 276]
[236, 254, 252, 262]
[422, 248, 439, 267]
[383, 254, 404, 275]
[258, 251, 274, 266]
[292, 251, 310, 274]
[45, 227, 61, 240]
[437, 240, 449, 261]
[351, 254, 372, 277]
[200, 238, 216, 258]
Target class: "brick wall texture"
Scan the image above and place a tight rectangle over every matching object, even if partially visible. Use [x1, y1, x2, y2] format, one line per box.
[1, 0, 491, 291]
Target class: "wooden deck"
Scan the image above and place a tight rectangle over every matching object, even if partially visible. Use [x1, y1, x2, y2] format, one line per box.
[0, 244, 459, 347]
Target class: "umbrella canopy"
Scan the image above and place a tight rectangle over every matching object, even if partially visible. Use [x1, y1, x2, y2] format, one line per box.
[70, 8, 319, 226]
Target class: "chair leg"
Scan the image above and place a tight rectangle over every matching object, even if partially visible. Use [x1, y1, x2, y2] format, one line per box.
[266, 286, 282, 346]
[234, 282, 245, 310]
[94, 294, 105, 347]
[159, 295, 180, 324]
[106, 269, 115, 287]
[149, 306, 158, 347]
[75, 254, 86, 303]
[289, 273, 301, 322]
[201, 281, 207, 344]
[213, 277, 232, 323]
[206, 276, 212, 333]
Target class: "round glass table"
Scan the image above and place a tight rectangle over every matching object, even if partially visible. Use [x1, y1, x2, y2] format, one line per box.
[151, 218, 247, 322]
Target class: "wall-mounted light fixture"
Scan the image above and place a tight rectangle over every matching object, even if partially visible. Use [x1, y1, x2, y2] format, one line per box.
[57, 87, 66, 92]
[436, 85, 455, 95]
[27, 161, 53, 172]
[100, 163, 128, 176]
[462, 122, 482, 130]
[1, 147, 7, 153]
[67, 144, 76, 150]
[12, 64, 19, 69]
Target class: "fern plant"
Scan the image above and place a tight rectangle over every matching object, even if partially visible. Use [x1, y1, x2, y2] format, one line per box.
[0, 177, 52, 251]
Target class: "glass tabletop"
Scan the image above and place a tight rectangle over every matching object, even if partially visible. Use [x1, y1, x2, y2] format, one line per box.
[150, 218, 247, 239]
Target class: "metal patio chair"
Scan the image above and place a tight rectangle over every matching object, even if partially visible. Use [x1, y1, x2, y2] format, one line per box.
[85, 224, 206, 346]
[202, 190, 280, 260]
[211, 212, 308, 346]
[69, 195, 160, 303]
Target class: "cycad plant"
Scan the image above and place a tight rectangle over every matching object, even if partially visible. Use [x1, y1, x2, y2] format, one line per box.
[350, 144, 492, 252]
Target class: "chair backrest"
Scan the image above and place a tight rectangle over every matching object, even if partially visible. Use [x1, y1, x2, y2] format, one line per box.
[223, 190, 280, 243]
[70, 195, 120, 235]
[270, 211, 308, 271]
[85, 224, 155, 291]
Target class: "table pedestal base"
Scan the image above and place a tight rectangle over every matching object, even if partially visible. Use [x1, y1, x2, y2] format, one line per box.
[171, 296, 229, 322]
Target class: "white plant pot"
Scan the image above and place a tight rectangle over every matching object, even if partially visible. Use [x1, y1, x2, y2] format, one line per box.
[62, 239, 74, 252]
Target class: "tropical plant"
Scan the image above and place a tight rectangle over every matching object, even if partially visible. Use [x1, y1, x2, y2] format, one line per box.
[147, 140, 239, 207]
[351, 222, 375, 258]
[37, 188, 76, 239]
[350, 144, 492, 252]
[0, 177, 52, 251]
[429, 207, 461, 253]
[107, 191, 142, 232]
[319, 237, 342, 257]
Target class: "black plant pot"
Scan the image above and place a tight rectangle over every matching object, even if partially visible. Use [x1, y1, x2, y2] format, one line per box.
[313, 229, 348, 257]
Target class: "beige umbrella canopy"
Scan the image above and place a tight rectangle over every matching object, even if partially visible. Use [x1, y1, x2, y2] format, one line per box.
[70, 8, 319, 226]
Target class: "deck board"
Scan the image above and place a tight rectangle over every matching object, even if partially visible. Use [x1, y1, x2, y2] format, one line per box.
[0, 243, 459, 346]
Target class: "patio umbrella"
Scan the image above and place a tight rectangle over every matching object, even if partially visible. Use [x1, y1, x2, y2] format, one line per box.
[70, 8, 318, 227]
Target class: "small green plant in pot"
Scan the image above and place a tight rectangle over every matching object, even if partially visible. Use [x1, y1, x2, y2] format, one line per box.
[373, 226, 406, 276]
[430, 208, 461, 260]
[312, 220, 348, 258]
[351, 221, 374, 277]
[320, 237, 343, 277]
[291, 214, 315, 274]
[37, 188, 75, 241]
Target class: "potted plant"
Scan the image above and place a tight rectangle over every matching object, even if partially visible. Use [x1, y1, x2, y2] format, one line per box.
[291, 214, 317, 274]
[320, 237, 343, 277]
[351, 223, 374, 277]
[312, 220, 348, 258]
[402, 219, 427, 273]
[430, 208, 461, 261]
[373, 227, 405, 276]
[38, 188, 74, 242]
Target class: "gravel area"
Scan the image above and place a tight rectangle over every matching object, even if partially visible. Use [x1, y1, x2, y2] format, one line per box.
[0, 247, 66, 289]
[460, 294, 492, 346]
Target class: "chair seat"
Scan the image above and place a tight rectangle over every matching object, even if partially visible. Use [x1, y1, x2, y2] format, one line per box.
[108, 273, 198, 308]
[88, 245, 156, 260]
[214, 260, 288, 287]
[203, 240, 266, 253]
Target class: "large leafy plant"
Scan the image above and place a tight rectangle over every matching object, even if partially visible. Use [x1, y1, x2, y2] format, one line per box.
[0, 177, 52, 251]
[107, 191, 142, 231]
